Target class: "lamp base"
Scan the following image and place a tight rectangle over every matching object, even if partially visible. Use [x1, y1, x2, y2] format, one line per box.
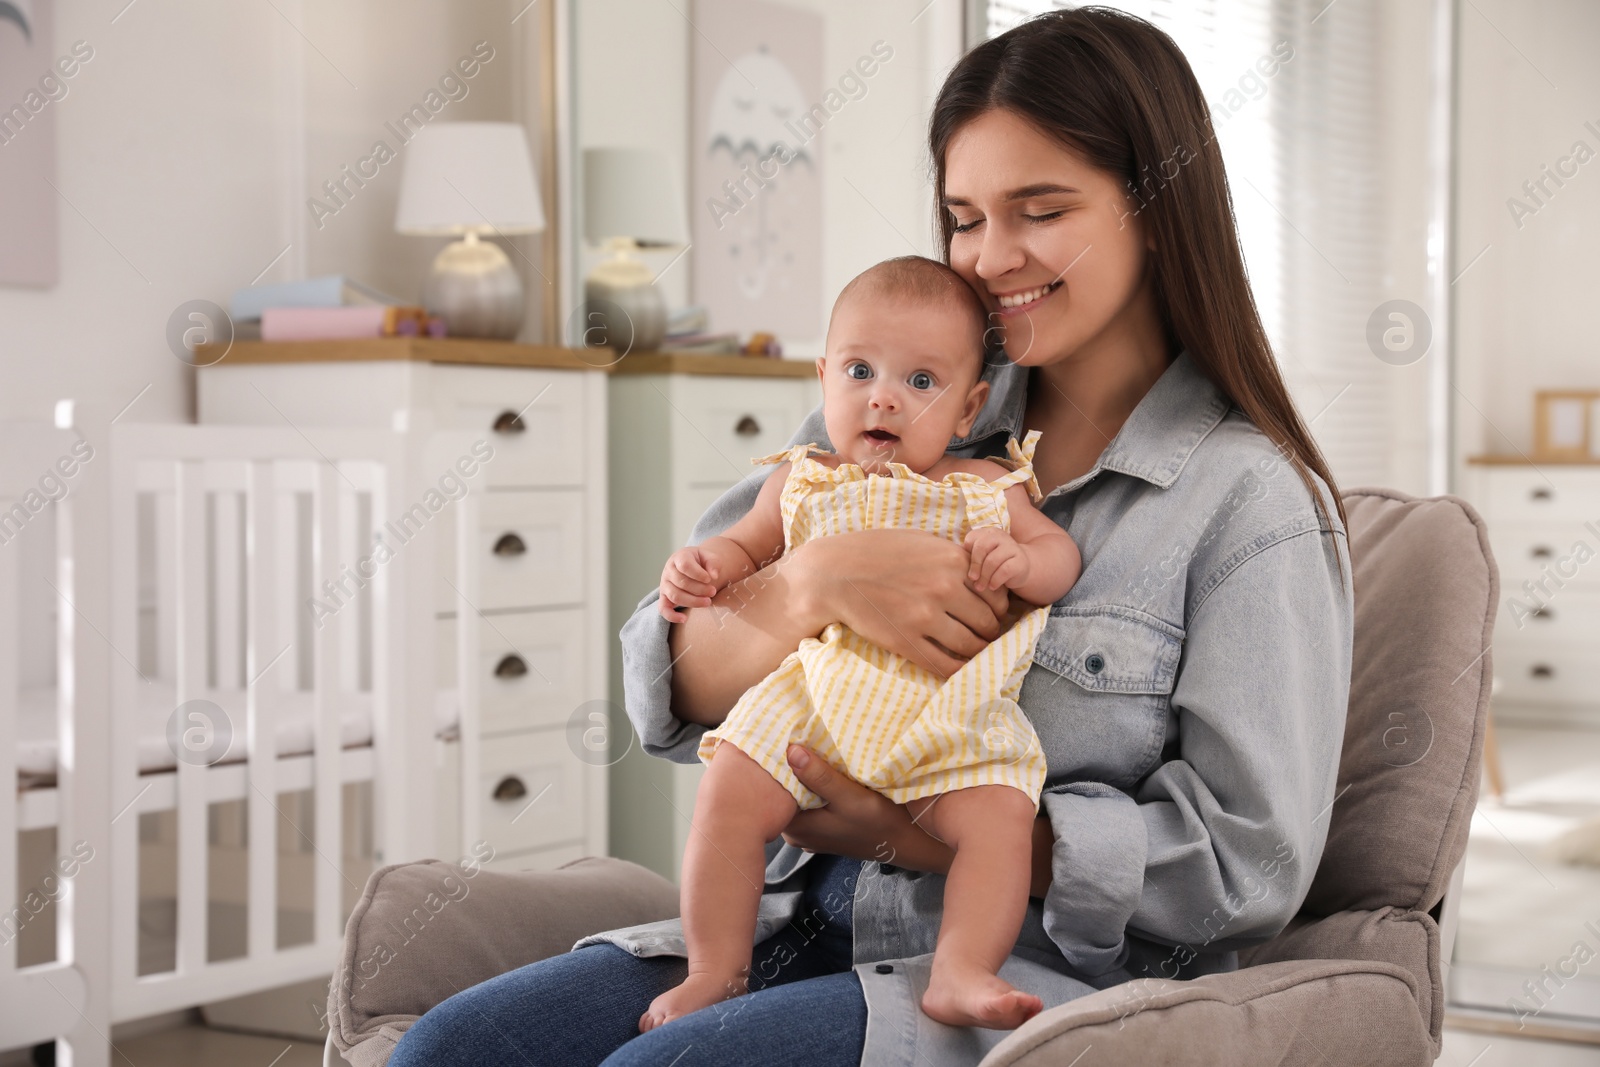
[423, 234, 525, 340]
[584, 252, 666, 354]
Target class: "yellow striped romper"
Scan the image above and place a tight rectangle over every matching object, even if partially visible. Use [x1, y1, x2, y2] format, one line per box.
[697, 429, 1052, 812]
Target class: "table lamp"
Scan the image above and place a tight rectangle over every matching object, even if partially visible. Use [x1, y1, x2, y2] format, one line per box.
[395, 122, 545, 339]
[583, 147, 689, 352]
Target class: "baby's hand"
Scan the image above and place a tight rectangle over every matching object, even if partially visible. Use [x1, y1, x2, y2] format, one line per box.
[963, 526, 1030, 593]
[658, 546, 722, 622]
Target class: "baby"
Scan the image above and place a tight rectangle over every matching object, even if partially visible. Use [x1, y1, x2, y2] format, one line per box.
[647, 256, 1082, 1033]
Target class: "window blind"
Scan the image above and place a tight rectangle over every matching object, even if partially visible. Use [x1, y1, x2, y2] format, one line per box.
[975, 0, 1391, 488]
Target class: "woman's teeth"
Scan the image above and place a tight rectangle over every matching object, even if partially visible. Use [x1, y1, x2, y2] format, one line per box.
[998, 281, 1060, 309]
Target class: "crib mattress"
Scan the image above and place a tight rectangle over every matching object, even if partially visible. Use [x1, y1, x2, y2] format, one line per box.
[15, 683, 459, 787]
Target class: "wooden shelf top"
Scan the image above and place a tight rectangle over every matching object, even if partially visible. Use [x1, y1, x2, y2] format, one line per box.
[192, 337, 819, 379]
[1467, 454, 1600, 466]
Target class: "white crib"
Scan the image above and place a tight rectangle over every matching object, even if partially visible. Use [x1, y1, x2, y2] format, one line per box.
[1, 401, 485, 1065]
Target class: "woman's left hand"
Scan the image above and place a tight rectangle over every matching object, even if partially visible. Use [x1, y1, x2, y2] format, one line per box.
[780, 745, 954, 874]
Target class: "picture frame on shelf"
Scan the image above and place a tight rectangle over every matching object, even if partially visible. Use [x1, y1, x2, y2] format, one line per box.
[1533, 389, 1600, 461]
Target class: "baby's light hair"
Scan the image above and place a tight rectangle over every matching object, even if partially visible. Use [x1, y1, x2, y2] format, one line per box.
[828, 256, 988, 375]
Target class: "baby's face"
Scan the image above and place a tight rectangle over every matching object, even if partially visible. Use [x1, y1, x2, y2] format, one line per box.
[817, 295, 989, 475]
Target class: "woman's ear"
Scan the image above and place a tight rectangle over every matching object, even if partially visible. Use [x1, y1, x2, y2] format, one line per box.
[956, 377, 990, 437]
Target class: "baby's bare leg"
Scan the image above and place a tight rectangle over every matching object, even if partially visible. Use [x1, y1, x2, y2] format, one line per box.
[904, 786, 1043, 1030]
[639, 740, 800, 1032]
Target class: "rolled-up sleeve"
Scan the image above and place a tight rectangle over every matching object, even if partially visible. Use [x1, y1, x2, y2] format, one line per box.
[1039, 525, 1352, 972]
[617, 404, 829, 763]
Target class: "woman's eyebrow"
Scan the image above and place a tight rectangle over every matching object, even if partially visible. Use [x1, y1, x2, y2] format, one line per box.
[943, 183, 1081, 207]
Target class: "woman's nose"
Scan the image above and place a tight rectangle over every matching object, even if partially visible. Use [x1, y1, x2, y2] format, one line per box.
[974, 220, 1027, 280]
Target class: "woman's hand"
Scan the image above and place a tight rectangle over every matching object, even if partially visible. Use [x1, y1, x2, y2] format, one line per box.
[793, 529, 1012, 678]
[780, 745, 955, 874]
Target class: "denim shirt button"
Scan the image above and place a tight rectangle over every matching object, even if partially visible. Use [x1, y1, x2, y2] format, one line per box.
[1085, 653, 1106, 674]
[875, 963, 894, 974]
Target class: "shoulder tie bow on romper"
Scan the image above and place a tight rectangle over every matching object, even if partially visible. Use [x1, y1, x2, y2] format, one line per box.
[697, 430, 1052, 811]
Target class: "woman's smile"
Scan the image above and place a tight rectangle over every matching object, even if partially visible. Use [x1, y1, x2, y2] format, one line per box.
[993, 279, 1063, 314]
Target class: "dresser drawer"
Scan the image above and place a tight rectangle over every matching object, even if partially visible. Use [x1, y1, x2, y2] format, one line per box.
[433, 366, 590, 488]
[477, 729, 588, 855]
[669, 377, 815, 487]
[1488, 520, 1600, 591]
[438, 608, 589, 735]
[1493, 640, 1600, 705]
[438, 489, 586, 611]
[1482, 468, 1600, 521]
[481, 841, 587, 873]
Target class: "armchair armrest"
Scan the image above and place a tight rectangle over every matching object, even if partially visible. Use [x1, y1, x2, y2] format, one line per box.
[327, 856, 679, 1067]
[978, 958, 1434, 1067]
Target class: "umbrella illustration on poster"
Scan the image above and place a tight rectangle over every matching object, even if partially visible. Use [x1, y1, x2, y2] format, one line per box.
[705, 48, 812, 302]
[0, 1, 31, 42]
[691, 0, 822, 344]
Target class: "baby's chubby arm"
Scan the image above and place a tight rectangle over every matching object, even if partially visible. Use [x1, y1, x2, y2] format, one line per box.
[962, 480, 1082, 607]
[657, 461, 791, 623]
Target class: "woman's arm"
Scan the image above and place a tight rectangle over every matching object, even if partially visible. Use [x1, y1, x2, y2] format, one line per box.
[1035, 528, 1352, 975]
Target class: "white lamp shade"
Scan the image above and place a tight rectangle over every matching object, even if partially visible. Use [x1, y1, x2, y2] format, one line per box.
[395, 122, 545, 236]
[583, 147, 688, 247]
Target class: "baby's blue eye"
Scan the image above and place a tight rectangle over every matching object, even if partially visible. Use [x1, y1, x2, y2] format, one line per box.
[910, 372, 934, 390]
[845, 362, 871, 380]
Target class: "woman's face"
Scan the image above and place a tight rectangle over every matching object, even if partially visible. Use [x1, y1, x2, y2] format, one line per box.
[943, 108, 1153, 367]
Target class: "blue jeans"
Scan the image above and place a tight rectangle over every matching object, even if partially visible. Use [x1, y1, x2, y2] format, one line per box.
[388, 854, 868, 1067]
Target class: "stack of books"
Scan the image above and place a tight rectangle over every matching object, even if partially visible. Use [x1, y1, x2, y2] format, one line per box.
[229, 276, 445, 341]
[658, 305, 740, 354]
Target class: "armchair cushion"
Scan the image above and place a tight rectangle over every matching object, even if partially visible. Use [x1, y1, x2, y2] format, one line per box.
[977, 958, 1433, 1067]
[1303, 490, 1495, 917]
[327, 856, 679, 1067]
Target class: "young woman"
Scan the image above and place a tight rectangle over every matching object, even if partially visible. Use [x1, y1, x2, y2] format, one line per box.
[388, 8, 1353, 1066]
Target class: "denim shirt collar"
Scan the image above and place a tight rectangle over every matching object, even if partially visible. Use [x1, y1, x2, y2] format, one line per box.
[952, 348, 1232, 492]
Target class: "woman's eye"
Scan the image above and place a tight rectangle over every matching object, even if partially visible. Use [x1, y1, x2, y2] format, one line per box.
[909, 372, 934, 390]
[845, 362, 871, 380]
[1024, 210, 1066, 223]
[951, 217, 981, 234]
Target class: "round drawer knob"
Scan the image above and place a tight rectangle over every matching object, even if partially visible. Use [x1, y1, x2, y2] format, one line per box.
[492, 775, 527, 801]
[1530, 606, 1553, 621]
[1530, 664, 1555, 679]
[493, 410, 527, 434]
[493, 533, 526, 556]
[1530, 487, 1553, 501]
[495, 654, 528, 679]
[735, 415, 761, 437]
[1531, 545, 1554, 559]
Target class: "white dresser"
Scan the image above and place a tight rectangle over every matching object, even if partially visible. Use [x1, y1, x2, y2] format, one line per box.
[1463, 458, 1600, 722]
[198, 338, 610, 873]
[607, 355, 821, 883]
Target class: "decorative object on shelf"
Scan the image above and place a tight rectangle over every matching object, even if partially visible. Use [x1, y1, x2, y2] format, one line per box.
[582, 147, 689, 354]
[742, 331, 781, 358]
[396, 122, 545, 340]
[1534, 389, 1600, 461]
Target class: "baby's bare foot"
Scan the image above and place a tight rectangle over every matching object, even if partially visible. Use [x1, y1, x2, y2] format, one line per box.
[921, 964, 1043, 1030]
[639, 971, 746, 1033]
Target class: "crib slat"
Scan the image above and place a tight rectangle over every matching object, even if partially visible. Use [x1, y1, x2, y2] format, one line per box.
[311, 462, 343, 947]
[244, 461, 279, 963]
[174, 460, 209, 977]
[109, 438, 143, 999]
[154, 488, 177, 682]
[215, 488, 243, 690]
[275, 479, 300, 693]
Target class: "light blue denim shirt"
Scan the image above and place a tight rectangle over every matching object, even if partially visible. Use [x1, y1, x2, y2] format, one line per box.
[578, 349, 1354, 1066]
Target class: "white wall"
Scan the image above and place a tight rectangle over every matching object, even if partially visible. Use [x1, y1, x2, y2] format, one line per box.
[574, 0, 963, 356]
[0, 0, 529, 425]
[1454, 0, 1600, 460]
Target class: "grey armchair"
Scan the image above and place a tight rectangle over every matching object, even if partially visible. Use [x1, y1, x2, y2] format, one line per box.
[325, 487, 1496, 1067]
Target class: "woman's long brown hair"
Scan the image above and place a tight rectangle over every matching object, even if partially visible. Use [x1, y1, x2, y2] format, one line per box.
[931, 6, 1349, 539]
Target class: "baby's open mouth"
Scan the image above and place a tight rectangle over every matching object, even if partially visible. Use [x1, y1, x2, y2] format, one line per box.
[863, 429, 899, 446]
